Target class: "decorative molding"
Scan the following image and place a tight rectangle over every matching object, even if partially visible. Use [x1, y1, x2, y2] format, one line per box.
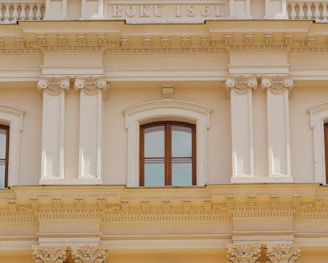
[74, 76, 109, 100]
[225, 75, 258, 95]
[226, 243, 262, 263]
[32, 245, 67, 263]
[71, 245, 108, 263]
[37, 77, 70, 96]
[103, 234, 231, 241]
[266, 243, 301, 263]
[261, 76, 294, 95]
[162, 84, 174, 100]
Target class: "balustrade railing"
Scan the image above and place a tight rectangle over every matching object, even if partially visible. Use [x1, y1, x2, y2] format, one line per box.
[0, 1, 45, 23]
[287, 1, 328, 21]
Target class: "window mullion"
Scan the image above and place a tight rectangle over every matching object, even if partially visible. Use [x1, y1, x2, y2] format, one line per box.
[165, 124, 172, 186]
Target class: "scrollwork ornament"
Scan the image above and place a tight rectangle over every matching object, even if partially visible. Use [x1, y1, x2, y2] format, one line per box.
[225, 76, 257, 95]
[226, 243, 261, 263]
[37, 77, 70, 96]
[74, 76, 109, 99]
[261, 76, 294, 95]
[71, 245, 108, 263]
[32, 245, 67, 263]
[266, 243, 301, 263]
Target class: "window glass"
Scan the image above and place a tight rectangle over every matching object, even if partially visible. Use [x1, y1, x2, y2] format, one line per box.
[0, 125, 8, 188]
[144, 126, 164, 157]
[0, 128, 6, 158]
[172, 125, 192, 157]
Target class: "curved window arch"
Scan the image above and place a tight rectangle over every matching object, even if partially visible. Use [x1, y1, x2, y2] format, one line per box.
[0, 104, 24, 187]
[124, 100, 211, 187]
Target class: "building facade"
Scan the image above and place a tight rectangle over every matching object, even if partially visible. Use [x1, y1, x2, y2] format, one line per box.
[1, 0, 328, 262]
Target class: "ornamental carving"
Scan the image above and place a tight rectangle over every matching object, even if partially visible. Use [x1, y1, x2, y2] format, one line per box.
[74, 76, 109, 99]
[225, 76, 258, 95]
[261, 76, 294, 95]
[266, 243, 301, 263]
[71, 245, 108, 263]
[226, 243, 262, 263]
[37, 77, 70, 96]
[32, 245, 67, 263]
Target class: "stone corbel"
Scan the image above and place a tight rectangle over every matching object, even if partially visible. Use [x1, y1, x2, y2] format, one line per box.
[266, 243, 301, 263]
[32, 245, 67, 263]
[261, 75, 294, 96]
[74, 76, 109, 100]
[71, 245, 108, 263]
[225, 75, 258, 96]
[37, 77, 70, 96]
[226, 243, 262, 263]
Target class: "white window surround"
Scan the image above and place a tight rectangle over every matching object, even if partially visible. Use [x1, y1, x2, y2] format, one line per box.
[124, 100, 211, 187]
[0, 104, 24, 187]
[309, 102, 328, 184]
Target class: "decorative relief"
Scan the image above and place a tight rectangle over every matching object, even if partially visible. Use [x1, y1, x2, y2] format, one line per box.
[261, 76, 294, 95]
[143, 37, 152, 49]
[161, 36, 170, 48]
[266, 243, 301, 263]
[74, 76, 109, 99]
[37, 77, 70, 96]
[57, 34, 66, 47]
[162, 84, 174, 100]
[225, 76, 258, 95]
[32, 245, 67, 263]
[226, 243, 262, 263]
[71, 245, 108, 263]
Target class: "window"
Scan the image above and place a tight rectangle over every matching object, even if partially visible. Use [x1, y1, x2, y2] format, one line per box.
[325, 123, 328, 184]
[0, 125, 9, 187]
[140, 121, 196, 186]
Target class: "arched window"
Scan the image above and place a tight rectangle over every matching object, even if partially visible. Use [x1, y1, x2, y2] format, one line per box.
[0, 124, 9, 187]
[140, 121, 196, 186]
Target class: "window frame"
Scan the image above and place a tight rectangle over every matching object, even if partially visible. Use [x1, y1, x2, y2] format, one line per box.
[0, 124, 9, 187]
[140, 121, 196, 186]
[124, 100, 211, 187]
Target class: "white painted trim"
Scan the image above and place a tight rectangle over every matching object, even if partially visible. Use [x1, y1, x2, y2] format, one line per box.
[0, 104, 25, 186]
[124, 100, 211, 187]
[309, 102, 328, 184]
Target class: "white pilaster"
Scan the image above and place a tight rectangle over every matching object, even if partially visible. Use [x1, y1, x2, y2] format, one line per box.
[225, 76, 257, 182]
[38, 77, 69, 183]
[261, 76, 293, 181]
[74, 76, 108, 184]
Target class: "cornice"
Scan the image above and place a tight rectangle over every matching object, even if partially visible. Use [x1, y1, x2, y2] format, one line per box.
[102, 234, 231, 241]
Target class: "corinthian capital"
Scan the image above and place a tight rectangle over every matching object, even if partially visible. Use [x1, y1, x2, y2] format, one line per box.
[71, 245, 108, 263]
[37, 77, 70, 96]
[32, 245, 67, 263]
[261, 76, 294, 95]
[267, 243, 301, 263]
[225, 76, 258, 95]
[74, 76, 109, 99]
[226, 243, 261, 263]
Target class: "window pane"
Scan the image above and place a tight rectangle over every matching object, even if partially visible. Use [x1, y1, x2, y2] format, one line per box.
[144, 161, 164, 186]
[0, 162, 5, 188]
[0, 128, 7, 159]
[144, 126, 164, 157]
[172, 126, 192, 157]
[172, 160, 192, 186]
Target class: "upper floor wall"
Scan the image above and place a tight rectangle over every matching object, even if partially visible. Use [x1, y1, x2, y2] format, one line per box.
[1, 0, 328, 24]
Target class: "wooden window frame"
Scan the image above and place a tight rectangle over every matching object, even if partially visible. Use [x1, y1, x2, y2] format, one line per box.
[324, 123, 328, 184]
[0, 124, 9, 188]
[140, 121, 196, 186]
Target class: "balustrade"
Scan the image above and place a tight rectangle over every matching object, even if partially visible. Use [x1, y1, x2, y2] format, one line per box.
[0, 1, 45, 23]
[288, 1, 328, 21]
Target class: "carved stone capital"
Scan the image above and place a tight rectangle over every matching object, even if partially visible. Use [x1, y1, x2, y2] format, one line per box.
[32, 245, 67, 263]
[37, 77, 70, 96]
[261, 76, 294, 95]
[74, 76, 109, 99]
[71, 245, 108, 263]
[226, 243, 262, 263]
[225, 76, 258, 95]
[266, 243, 301, 263]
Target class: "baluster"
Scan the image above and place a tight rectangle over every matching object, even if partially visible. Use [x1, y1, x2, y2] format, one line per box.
[289, 3, 297, 19]
[4, 4, 11, 23]
[322, 3, 328, 21]
[20, 3, 26, 20]
[298, 3, 305, 19]
[0, 4, 3, 22]
[306, 2, 313, 19]
[28, 4, 34, 20]
[313, 2, 321, 21]
[35, 4, 42, 20]
[12, 4, 19, 23]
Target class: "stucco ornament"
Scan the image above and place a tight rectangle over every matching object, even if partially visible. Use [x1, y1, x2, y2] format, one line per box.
[261, 76, 294, 95]
[266, 243, 301, 263]
[74, 76, 109, 99]
[225, 76, 258, 95]
[226, 243, 261, 263]
[32, 245, 67, 263]
[37, 77, 70, 96]
[71, 245, 108, 263]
